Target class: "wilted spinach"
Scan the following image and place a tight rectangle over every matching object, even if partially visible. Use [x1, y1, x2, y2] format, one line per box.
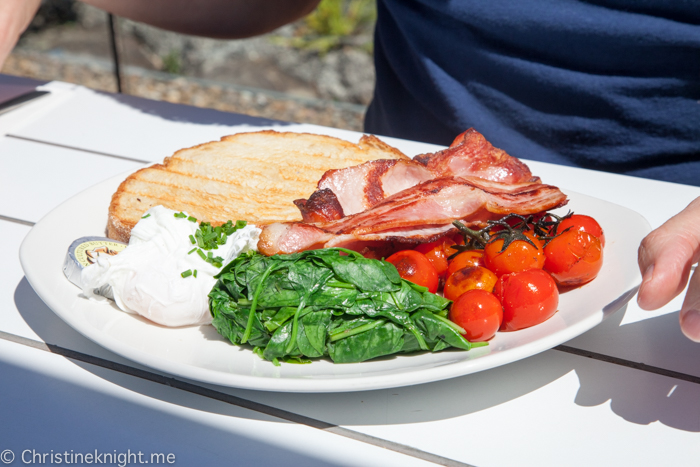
[209, 248, 486, 364]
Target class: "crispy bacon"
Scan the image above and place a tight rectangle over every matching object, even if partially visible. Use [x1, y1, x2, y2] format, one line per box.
[313, 159, 433, 217]
[258, 176, 568, 256]
[325, 177, 565, 234]
[259, 129, 569, 256]
[296, 128, 538, 222]
[414, 128, 538, 184]
[294, 188, 344, 223]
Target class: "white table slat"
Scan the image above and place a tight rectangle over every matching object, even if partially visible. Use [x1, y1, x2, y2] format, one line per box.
[0, 221, 38, 338]
[0, 136, 144, 223]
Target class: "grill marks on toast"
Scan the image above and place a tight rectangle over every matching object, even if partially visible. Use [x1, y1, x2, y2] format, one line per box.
[107, 131, 409, 242]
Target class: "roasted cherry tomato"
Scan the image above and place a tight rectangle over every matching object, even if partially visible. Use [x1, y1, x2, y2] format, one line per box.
[449, 289, 503, 342]
[484, 231, 545, 277]
[556, 214, 605, 247]
[494, 268, 559, 331]
[544, 230, 603, 286]
[386, 250, 439, 293]
[447, 250, 485, 277]
[450, 231, 466, 246]
[443, 266, 498, 301]
[415, 237, 456, 278]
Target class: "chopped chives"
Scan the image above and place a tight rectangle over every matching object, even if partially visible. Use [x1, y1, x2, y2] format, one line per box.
[193, 270, 197, 278]
[187, 247, 197, 255]
[174, 212, 187, 218]
[185, 218, 248, 267]
[181, 269, 192, 278]
[141, 213, 151, 219]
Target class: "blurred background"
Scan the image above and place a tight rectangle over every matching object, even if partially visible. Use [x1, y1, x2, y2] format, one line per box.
[2, 0, 377, 131]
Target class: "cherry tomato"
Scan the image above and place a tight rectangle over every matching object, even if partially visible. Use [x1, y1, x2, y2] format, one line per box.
[447, 250, 485, 277]
[450, 290, 503, 342]
[494, 268, 559, 331]
[450, 231, 466, 246]
[415, 237, 456, 278]
[544, 230, 603, 286]
[443, 266, 498, 301]
[386, 250, 439, 293]
[556, 214, 605, 247]
[484, 231, 545, 277]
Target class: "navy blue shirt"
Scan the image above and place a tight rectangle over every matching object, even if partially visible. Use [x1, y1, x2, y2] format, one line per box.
[365, 0, 700, 185]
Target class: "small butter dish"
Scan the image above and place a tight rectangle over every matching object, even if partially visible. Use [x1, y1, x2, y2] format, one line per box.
[63, 237, 127, 299]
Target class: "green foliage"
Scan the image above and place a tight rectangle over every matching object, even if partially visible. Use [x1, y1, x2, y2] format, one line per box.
[161, 51, 182, 74]
[209, 249, 487, 364]
[307, 0, 375, 36]
[271, 0, 376, 55]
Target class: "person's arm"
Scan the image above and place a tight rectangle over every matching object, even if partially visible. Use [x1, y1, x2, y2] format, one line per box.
[0, 0, 41, 68]
[637, 197, 700, 341]
[84, 0, 321, 38]
[0, 0, 320, 69]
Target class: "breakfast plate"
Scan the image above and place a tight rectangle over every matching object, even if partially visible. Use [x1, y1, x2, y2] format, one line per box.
[20, 171, 650, 392]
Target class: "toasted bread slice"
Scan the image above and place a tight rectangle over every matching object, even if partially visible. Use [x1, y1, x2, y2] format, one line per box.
[107, 130, 408, 242]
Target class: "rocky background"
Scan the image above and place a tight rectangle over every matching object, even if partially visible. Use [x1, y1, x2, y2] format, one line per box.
[2, 0, 377, 131]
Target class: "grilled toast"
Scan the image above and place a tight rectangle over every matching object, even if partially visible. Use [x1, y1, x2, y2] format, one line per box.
[107, 130, 409, 242]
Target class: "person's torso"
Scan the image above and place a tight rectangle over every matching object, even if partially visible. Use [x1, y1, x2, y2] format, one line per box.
[366, 0, 700, 185]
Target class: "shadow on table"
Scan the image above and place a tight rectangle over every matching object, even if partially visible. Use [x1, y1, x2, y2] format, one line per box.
[0, 356, 347, 467]
[13, 278, 700, 433]
[97, 90, 292, 128]
[568, 308, 700, 432]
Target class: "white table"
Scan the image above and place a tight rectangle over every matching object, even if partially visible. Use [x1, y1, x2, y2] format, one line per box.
[2, 74, 699, 467]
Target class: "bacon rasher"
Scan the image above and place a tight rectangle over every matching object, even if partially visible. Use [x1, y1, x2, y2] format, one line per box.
[258, 176, 567, 256]
[258, 128, 569, 256]
[295, 128, 538, 222]
[295, 159, 433, 222]
[415, 128, 538, 184]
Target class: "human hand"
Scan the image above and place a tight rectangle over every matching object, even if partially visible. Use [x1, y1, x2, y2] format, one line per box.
[0, 0, 41, 69]
[637, 197, 700, 341]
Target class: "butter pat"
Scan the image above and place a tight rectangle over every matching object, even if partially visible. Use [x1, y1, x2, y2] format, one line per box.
[63, 237, 127, 299]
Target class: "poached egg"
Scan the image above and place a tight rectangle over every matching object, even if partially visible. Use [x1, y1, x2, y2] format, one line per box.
[81, 206, 260, 326]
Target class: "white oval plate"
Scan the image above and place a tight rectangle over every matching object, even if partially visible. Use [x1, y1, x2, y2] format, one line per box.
[20, 172, 649, 392]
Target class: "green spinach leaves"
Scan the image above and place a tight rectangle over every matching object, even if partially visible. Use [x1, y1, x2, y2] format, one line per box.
[209, 248, 485, 364]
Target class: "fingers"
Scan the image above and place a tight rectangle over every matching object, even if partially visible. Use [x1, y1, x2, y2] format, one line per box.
[680, 268, 700, 342]
[637, 229, 695, 310]
[637, 197, 700, 310]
